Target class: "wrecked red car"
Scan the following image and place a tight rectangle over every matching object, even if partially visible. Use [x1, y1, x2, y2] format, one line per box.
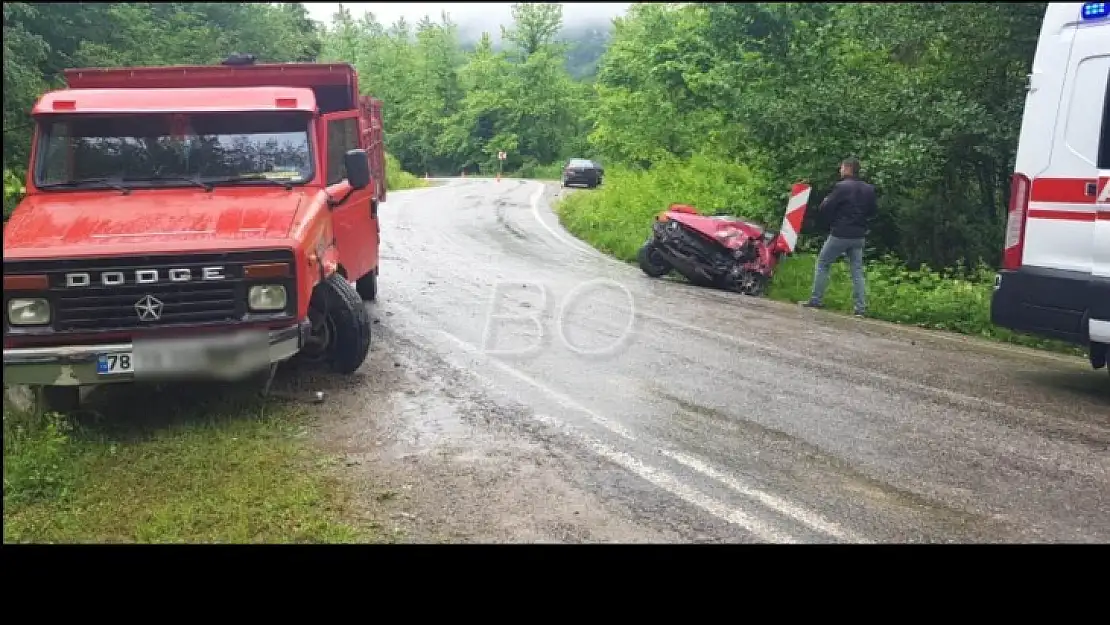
[637, 183, 812, 296]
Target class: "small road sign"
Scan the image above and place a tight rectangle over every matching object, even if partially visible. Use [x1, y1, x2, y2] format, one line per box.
[498, 151, 507, 161]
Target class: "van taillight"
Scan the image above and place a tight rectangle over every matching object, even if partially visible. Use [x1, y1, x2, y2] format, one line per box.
[1002, 173, 1031, 270]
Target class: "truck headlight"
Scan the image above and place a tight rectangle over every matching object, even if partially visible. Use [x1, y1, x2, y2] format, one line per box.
[248, 285, 287, 311]
[7, 298, 51, 326]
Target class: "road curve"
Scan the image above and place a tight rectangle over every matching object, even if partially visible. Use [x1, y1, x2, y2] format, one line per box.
[352, 177, 1109, 543]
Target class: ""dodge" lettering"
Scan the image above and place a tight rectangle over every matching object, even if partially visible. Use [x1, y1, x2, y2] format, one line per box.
[64, 267, 226, 287]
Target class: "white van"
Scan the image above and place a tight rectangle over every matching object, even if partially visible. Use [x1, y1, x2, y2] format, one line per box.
[991, 2, 1110, 377]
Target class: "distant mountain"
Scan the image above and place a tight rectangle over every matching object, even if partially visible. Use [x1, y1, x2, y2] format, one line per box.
[455, 17, 613, 81]
[560, 24, 611, 80]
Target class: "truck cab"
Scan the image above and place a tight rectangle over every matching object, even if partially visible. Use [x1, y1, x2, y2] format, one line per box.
[991, 2, 1110, 378]
[2, 55, 388, 410]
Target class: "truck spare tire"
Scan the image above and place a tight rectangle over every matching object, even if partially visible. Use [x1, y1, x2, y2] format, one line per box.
[303, 273, 372, 374]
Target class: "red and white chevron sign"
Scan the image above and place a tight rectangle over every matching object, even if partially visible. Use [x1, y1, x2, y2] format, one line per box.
[774, 182, 812, 255]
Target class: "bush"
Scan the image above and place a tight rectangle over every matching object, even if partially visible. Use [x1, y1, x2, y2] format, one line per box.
[4, 168, 25, 221]
[554, 154, 777, 262]
[385, 152, 428, 191]
[3, 405, 77, 508]
[512, 162, 564, 180]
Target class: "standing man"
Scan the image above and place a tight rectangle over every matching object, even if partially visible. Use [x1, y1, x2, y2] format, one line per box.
[801, 156, 877, 317]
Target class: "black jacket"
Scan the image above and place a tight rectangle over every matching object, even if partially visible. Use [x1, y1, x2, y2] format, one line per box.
[819, 176, 877, 239]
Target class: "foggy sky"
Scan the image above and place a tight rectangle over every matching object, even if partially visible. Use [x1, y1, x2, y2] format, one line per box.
[306, 2, 631, 38]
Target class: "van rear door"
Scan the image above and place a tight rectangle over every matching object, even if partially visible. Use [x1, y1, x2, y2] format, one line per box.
[1093, 69, 1110, 344]
[1040, 10, 1110, 343]
[1076, 14, 1110, 344]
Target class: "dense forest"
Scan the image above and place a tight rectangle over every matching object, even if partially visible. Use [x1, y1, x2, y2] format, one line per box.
[3, 2, 1048, 273]
[315, 1, 1046, 270]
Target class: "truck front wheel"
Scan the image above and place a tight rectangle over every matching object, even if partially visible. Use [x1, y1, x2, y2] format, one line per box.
[356, 267, 378, 301]
[302, 273, 371, 374]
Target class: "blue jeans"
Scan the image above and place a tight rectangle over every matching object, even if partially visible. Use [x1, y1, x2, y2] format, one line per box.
[809, 235, 866, 312]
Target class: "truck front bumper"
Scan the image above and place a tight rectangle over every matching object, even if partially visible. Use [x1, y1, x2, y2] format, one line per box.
[3, 321, 311, 386]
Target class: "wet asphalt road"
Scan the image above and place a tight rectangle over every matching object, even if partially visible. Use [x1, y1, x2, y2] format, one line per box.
[357, 177, 1109, 544]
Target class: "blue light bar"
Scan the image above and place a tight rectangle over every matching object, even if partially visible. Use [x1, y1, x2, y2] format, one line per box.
[1082, 2, 1109, 20]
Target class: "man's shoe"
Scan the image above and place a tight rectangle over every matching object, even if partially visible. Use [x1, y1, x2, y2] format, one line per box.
[799, 300, 822, 309]
[853, 309, 866, 317]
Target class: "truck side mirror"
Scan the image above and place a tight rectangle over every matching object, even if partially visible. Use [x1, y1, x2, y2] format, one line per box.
[344, 149, 371, 191]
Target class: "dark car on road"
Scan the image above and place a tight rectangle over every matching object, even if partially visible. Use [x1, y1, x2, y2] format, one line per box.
[561, 158, 604, 188]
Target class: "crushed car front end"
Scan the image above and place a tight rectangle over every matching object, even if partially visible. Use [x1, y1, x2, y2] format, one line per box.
[650, 216, 765, 284]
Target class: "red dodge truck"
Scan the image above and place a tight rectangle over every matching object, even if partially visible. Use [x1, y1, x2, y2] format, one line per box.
[3, 54, 387, 411]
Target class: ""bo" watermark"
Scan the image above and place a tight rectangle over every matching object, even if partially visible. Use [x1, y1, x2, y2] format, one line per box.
[479, 278, 637, 359]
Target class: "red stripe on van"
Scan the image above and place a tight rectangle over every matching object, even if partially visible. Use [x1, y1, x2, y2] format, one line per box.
[1027, 209, 1096, 222]
[1028, 177, 1097, 204]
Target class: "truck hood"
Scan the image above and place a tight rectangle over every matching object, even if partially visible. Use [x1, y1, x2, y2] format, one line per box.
[3, 189, 310, 256]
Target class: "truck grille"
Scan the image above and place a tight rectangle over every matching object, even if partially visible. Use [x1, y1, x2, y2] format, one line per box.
[4, 250, 296, 336]
[55, 279, 238, 331]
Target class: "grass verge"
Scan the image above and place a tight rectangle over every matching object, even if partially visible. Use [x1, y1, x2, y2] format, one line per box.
[3, 383, 377, 543]
[386, 153, 429, 191]
[504, 162, 565, 181]
[553, 161, 1086, 357]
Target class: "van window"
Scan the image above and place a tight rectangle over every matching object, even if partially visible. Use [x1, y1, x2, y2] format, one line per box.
[326, 117, 360, 186]
[1066, 58, 1110, 167]
[1099, 69, 1110, 170]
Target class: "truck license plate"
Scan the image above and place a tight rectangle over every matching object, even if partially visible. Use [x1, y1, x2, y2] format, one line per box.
[97, 352, 134, 375]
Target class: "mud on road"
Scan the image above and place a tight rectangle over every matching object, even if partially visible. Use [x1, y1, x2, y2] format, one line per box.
[302, 178, 1108, 544]
[296, 324, 682, 543]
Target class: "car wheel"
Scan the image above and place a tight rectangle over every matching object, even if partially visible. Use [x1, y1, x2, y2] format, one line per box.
[302, 273, 371, 374]
[729, 268, 766, 297]
[356, 267, 378, 301]
[638, 242, 672, 277]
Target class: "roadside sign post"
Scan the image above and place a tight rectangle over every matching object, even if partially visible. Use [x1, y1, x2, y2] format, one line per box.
[497, 151, 506, 182]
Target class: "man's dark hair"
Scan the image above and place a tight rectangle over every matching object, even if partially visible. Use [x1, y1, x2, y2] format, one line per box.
[841, 157, 860, 176]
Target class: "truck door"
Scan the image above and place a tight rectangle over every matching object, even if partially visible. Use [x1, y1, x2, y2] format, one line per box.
[321, 110, 378, 281]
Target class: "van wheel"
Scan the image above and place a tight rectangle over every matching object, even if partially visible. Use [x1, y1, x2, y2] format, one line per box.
[356, 267, 378, 301]
[302, 273, 371, 374]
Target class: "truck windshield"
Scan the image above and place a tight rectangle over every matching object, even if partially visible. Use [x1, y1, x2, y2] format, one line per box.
[32, 111, 314, 190]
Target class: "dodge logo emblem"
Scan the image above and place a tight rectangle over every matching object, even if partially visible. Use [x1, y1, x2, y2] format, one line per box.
[134, 295, 164, 322]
